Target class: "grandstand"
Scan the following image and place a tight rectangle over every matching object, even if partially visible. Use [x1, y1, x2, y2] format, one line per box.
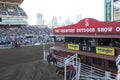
[0, 0, 53, 48]
[0, 0, 27, 25]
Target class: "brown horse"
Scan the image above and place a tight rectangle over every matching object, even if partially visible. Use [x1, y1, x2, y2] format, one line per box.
[56, 66, 76, 80]
[56, 67, 64, 76]
[56, 66, 70, 79]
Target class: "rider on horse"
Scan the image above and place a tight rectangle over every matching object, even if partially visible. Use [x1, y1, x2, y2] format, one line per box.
[47, 52, 57, 66]
[48, 52, 52, 61]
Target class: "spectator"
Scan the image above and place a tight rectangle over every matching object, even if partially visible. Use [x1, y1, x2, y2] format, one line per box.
[48, 52, 53, 60]
[68, 62, 74, 80]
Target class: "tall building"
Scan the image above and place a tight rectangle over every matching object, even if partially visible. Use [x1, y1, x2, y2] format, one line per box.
[63, 17, 74, 26]
[36, 13, 44, 25]
[105, 0, 120, 21]
[76, 14, 81, 23]
[51, 16, 57, 28]
[113, 0, 120, 21]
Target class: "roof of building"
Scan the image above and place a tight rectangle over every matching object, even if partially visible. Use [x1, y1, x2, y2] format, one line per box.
[51, 34, 120, 38]
[52, 18, 120, 38]
[0, 0, 24, 4]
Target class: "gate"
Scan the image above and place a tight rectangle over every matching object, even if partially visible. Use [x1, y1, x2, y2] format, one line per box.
[43, 43, 54, 61]
[64, 54, 81, 80]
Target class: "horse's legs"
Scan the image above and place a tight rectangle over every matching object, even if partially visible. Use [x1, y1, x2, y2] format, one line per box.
[56, 67, 64, 76]
[56, 70, 60, 75]
[53, 58, 57, 67]
[53, 61, 57, 67]
[55, 60, 57, 66]
[56, 67, 59, 75]
[47, 56, 51, 66]
[53, 62, 55, 66]
[54, 58, 57, 67]
[47, 60, 51, 66]
[49, 61, 51, 66]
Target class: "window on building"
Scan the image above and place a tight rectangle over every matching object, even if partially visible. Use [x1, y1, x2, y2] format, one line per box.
[55, 36, 64, 42]
[87, 38, 96, 46]
[108, 60, 117, 69]
[93, 58, 102, 66]
[97, 38, 120, 48]
[98, 38, 111, 46]
[113, 38, 120, 47]
[65, 37, 96, 47]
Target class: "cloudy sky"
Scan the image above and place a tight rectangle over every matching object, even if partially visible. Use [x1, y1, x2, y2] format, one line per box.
[20, 0, 105, 25]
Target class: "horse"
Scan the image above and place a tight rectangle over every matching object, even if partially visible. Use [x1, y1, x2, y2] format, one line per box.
[47, 55, 57, 66]
[56, 66, 70, 80]
[56, 66, 64, 76]
[56, 66, 76, 80]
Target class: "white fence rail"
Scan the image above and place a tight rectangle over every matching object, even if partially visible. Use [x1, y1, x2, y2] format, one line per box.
[80, 63, 116, 80]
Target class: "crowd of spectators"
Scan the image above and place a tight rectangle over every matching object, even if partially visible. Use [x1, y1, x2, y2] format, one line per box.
[0, 25, 53, 48]
[0, 3, 27, 17]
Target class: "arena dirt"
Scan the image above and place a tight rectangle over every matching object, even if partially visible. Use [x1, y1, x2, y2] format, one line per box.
[0, 46, 63, 80]
[0, 60, 63, 80]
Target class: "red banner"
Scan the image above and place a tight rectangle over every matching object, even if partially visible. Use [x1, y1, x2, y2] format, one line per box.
[53, 18, 120, 34]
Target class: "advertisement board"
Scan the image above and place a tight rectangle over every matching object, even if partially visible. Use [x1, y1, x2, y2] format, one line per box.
[96, 47, 115, 56]
[68, 44, 79, 50]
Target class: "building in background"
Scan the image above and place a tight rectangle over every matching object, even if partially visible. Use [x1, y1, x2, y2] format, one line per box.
[76, 14, 81, 23]
[113, 0, 120, 21]
[51, 16, 58, 28]
[105, 0, 112, 21]
[36, 13, 44, 25]
[105, 0, 120, 21]
[63, 17, 74, 26]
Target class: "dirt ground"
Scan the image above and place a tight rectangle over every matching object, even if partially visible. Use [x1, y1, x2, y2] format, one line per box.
[0, 46, 64, 80]
[0, 60, 64, 80]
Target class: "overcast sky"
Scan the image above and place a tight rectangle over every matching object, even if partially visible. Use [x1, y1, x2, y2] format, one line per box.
[20, 0, 105, 25]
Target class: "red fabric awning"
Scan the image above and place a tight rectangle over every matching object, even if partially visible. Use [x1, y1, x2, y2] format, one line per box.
[53, 18, 120, 35]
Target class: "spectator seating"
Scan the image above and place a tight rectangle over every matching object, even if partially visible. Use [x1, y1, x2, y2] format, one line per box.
[0, 25, 53, 48]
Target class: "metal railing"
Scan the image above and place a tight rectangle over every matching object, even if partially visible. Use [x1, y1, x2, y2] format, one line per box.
[80, 63, 116, 80]
[56, 57, 116, 80]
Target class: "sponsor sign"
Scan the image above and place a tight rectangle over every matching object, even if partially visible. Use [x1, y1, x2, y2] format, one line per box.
[68, 44, 79, 50]
[96, 47, 115, 56]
